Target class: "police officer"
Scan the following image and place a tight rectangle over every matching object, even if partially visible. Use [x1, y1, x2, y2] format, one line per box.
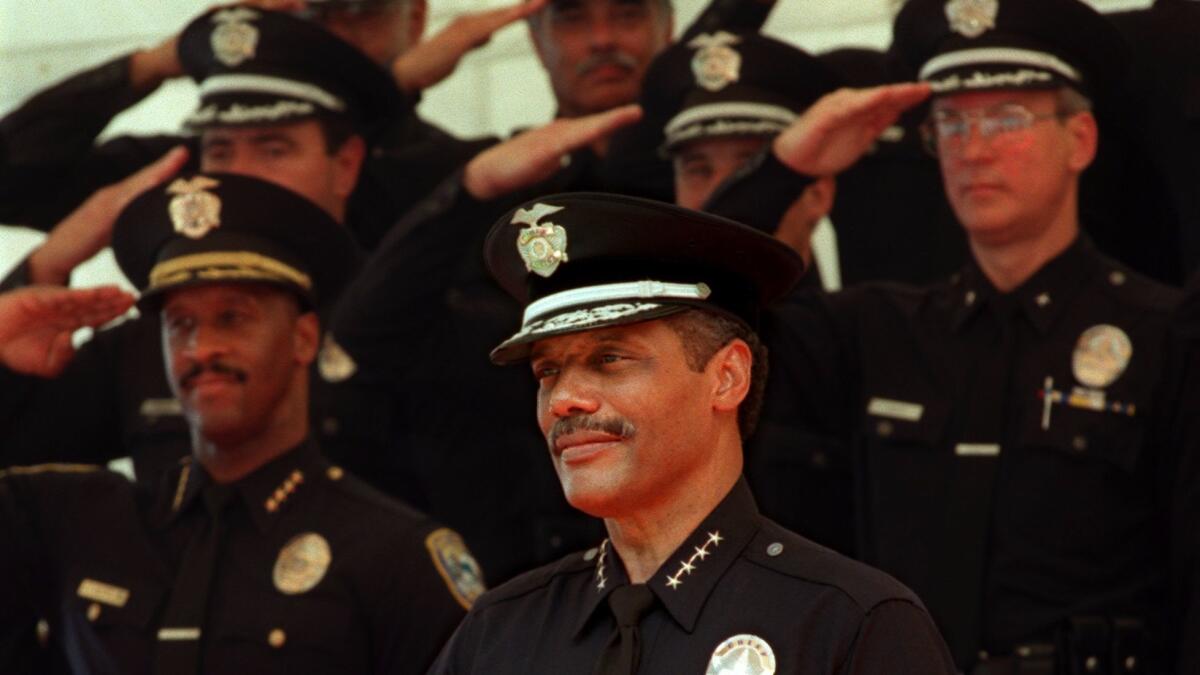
[735, 0, 1181, 671]
[0, 173, 482, 674]
[0, 7, 408, 483]
[429, 192, 956, 674]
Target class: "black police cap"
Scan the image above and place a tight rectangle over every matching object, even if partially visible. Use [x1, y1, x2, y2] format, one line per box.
[178, 7, 402, 139]
[485, 192, 803, 364]
[640, 31, 841, 154]
[891, 0, 1128, 103]
[112, 173, 360, 310]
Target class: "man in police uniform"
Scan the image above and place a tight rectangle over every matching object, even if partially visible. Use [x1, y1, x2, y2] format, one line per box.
[728, 0, 1182, 671]
[0, 7, 400, 482]
[0, 174, 482, 674]
[428, 193, 955, 673]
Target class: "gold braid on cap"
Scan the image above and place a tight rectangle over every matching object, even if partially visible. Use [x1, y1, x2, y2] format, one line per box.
[149, 251, 312, 292]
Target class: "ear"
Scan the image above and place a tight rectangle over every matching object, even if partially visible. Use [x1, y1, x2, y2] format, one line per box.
[709, 338, 752, 416]
[407, 0, 428, 46]
[1064, 111, 1098, 173]
[332, 135, 366, 200]
[293, 312, 320, 366]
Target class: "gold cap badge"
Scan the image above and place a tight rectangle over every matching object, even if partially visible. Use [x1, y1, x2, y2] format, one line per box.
[689, 32, 742, 93]
[1072, 324, 1132, 389]
[514, 203, 569, 278]
[211, 8, 260, 67]
[167, 176, 222, 239]
[273, 532, 332, 595]
[945, 0, 998, 39]
[707, 634, 777, 675]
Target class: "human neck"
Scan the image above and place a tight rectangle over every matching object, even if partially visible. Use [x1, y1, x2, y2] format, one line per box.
[605, 437, 742, 584]
[969, 198, 1079, 293]
[192, 381, 310, 484]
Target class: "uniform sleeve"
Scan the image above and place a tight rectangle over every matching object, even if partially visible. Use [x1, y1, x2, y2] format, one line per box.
[838, 600, 957, 675]
[425, 610, 482, 675]
[0, 54, 190, 231]
[0, 476, 49, 673]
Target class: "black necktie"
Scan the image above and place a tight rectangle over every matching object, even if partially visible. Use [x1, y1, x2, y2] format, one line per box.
[153, 484, 234, 675]
[593, 584, 657, 675]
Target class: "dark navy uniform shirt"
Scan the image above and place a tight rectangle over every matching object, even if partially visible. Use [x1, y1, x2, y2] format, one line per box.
[430, 479, 956, 674]
[0, 438, 476, 674]
[766, 236, 1181, 669]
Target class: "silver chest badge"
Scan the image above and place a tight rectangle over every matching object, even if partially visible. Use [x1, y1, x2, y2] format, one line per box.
[167, 176, 222, 239]
[211, 8, 260, 67]
[273, 532, 332, 595]
[689, 32, 742, 92]
[945, 0, 998, 39]
[707, 634, 776, 675]
[1072, 324, 1132, 389]
[514, 203, 568, 278]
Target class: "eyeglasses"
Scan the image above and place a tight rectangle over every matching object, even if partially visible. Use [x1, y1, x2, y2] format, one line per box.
[920, 103, 1068, 157]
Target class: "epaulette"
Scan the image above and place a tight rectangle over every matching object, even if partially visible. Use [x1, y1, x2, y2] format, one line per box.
[470, 547, 597, 612]
[1093, 261, 1181, 315]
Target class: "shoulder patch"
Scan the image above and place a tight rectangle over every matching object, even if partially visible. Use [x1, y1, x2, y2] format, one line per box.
[0, 463, 102, 480]
[425, 528, 487, 610]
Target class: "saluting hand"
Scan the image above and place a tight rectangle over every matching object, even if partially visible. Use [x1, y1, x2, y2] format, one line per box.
[28, 147, 189, 286]
[464, 104, 643, 201]
[393, 0, 549, 93]
[773, 83, 931, 177]
[0, 286, 136, 378]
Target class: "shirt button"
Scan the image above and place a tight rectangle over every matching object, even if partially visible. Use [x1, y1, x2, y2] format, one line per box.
[1036, 292, 1052, 307]
[977, 650, 990, 662]
[1110, 270, 1127, 286]
[549, 535, 564, 549]
[766, 542, 784, 557]
[1124, 655, 1137, 671]
[269, 628, 286, 649]
[86, 603, 101, 622]
[322, 417, 340, 436]
[583, 547, 599, 562]
[876, 420, 894, 437]
[327, 466, 344, 481]
[1085, 655, 1099, 672]
[965, 290, 977, 306]
[1073, 435, 1088, 452]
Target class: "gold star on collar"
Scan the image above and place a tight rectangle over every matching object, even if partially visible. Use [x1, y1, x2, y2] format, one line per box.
[663, 530, 723, 591]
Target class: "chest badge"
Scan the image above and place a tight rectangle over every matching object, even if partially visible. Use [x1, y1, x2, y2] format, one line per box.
[689, 32, 742, 92]
[273, 532, 331, 595]
[167, 176, 222, 239]
[211, 8, 260, 67]
[945, 0, 998, 39]
[514, 203, 568, 278]
[1072, 324, 1132, 389]
[707, 634, 776, 675]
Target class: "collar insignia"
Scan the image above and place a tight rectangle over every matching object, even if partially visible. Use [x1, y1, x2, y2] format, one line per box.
[945, 0, 998, 39]
[1072, 324, 1132, 389]
[167, 176, 222, 239]
[594, 539, 610, 591]
[273, 531, 331, 595]
[688, 32, 742, 92]
[514, 203, 568, 278]
[707, 634, 777, 675]
[211, 8, 260, 67]
[665, 530, 722, 590]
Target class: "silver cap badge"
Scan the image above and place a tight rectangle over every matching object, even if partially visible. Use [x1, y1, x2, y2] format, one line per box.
[945, 0, 998, 39]
[1072, 324, 1132, 389]
[167, 176, 222, 239]
[514, 203, 569, 278]
[706, 634, 777, 675]
[273, 532, 332, 595]
[211, 8, 260, 67]
[689, 32, 742, 93]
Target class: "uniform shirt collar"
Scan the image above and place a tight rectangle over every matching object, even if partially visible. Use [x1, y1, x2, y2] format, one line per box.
[574, 477, 763, 637]
[951, 235, 1097, 334]
[151, 437, 325, 533]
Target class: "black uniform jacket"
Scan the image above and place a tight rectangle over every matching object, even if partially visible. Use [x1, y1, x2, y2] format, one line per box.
[0, 438, 471, 674]
[430, 478, 956, 674]
[0, 54, 492, 249]
[766, 236, 1181, 667]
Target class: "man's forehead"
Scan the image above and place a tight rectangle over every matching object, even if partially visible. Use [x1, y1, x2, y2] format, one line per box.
[676, 135, 769, 162]
[161, 283, 281, 312]
[530, 320, 666, 358]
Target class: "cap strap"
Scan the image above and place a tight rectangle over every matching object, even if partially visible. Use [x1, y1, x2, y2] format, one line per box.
[149, 251, 312, 292]
[523, 280, 711, 325]
[199, 74, 346, 111]
[919, 47, 1081, 83]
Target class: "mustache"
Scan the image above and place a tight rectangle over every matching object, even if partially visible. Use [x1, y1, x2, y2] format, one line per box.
[549, 414, 637, 447]
[180, 360, 247, 389]
[576, 51, 638, 77]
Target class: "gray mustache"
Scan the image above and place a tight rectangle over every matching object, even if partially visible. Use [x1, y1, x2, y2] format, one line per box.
[576, 51, 638, 77]
[549, 415, 637, 448]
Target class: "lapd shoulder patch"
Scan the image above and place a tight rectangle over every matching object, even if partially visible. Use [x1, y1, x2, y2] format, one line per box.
[425, 528, 486, 610]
